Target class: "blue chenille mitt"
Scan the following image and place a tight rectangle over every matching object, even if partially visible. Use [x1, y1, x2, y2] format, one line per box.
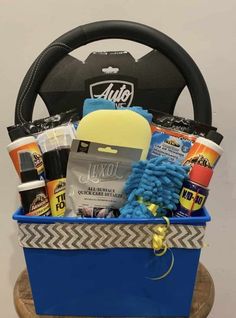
[120, 156, 189, 218]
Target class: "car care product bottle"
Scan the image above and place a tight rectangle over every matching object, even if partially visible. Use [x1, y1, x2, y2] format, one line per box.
[183, 131, 223, 169]
[43, 149, 67, 217]
[37, 126, 73, 216]
[7, 126, 44, 178]
[18, 152, 50, 216]
[175, 164, 213, 217]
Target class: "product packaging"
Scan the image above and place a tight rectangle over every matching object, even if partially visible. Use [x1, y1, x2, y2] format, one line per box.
[148, 125, 196, 164]
[147, 110, 218, 164]
[18, 152, 50, 216]
[7, 108, 79, 137]
[43, 150, 67, 217]
[151, 110, 217, 136]
[37, 126, 74, 216]
[175, 164, 213, 217]
[183, 130, 223, 169]
[7, 126, 44, 178]
[65, 140, 142, 218]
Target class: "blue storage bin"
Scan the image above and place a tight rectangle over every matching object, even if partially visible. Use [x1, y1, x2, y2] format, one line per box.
[13, 208, 210, 317]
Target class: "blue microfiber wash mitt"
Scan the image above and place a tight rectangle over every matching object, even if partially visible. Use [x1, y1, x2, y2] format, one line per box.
[83, 98, 115, 117]
[121, 106, 153, 123]
[120, 156, 189, 218]
[83, 98, 153, 123]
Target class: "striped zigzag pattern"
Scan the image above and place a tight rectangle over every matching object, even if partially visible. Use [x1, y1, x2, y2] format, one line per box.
[18, 223, 206, 250]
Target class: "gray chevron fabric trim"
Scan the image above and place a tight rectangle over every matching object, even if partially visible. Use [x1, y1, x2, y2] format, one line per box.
[18, 222, 206, 250]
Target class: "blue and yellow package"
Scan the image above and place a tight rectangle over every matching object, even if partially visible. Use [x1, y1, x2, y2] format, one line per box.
[147, 125, 196, 164]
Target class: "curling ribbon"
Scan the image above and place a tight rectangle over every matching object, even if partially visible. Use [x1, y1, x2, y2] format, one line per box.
[137, 196, 160, 216]
[148, 216, 175, 280]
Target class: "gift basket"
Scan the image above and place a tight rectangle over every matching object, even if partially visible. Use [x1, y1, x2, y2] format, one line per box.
[8, 21, 223, 317]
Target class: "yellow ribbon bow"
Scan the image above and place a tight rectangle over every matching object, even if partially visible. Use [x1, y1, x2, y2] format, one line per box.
[152, 217, 169, 256]
[148, 216, 175, 280]
[137, 196, 169, 217]
[137, 196, 159, 216]
[135, 198, 174, 280]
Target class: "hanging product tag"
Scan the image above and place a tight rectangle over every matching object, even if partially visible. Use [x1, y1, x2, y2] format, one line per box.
[65, 140, 142, 218]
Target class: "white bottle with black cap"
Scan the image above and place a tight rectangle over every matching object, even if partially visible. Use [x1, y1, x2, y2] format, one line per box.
[18, 152, 51, 216]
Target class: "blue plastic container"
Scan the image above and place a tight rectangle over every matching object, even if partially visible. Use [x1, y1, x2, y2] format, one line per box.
[13, 208, 210, 317]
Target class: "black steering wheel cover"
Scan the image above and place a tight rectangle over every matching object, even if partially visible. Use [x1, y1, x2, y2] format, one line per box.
[15, 20, 212, 125]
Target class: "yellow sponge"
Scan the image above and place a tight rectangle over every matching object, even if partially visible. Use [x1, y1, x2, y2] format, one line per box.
[76, 110, 151, 160]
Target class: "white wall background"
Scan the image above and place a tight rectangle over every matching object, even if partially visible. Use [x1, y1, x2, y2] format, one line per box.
[0, 1, 235, 317]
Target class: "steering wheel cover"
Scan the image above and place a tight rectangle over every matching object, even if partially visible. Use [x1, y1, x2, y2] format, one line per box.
[15, 20, 212, 125]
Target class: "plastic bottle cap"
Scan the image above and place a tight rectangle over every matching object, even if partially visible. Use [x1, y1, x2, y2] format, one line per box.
[189, 164, 213, 187]
[7, 125, 28, 142]
[206, 130, 223, 145]
[37, 125, 75, 153]
[194, 136, 224, 156]
[18, 180, 46, 192]
[43, 149, 69, 180]
[7, 135, 36, 153]
[19, 152, 39, 183]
